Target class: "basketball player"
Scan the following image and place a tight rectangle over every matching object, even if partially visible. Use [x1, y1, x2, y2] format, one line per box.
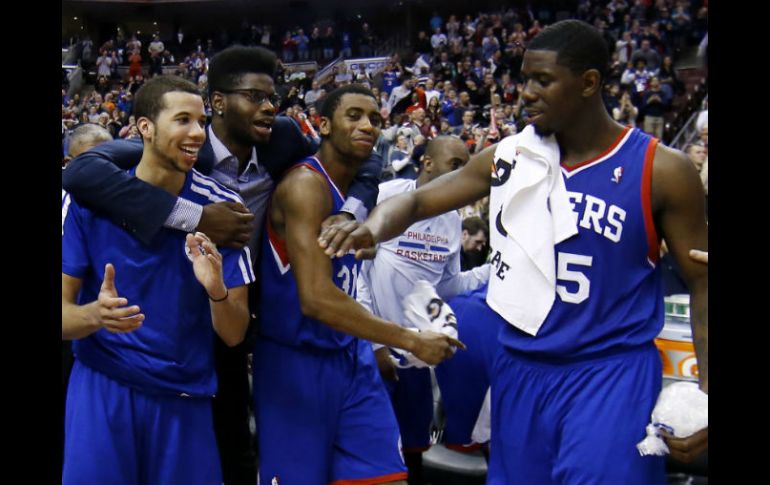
[319, 20, 708, 484]
[62, 76, 254, 484]
[253, 84, 463, 485]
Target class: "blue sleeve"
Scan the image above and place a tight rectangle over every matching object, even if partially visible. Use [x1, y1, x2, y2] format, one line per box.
[347, 151, 383, 217]
[61, 192, 89, 278]
[222, 246, 257, 289]
[61, 139, 176, 245]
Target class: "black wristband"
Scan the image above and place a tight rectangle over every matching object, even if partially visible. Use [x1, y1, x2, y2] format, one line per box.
[209, 289, 229, 302]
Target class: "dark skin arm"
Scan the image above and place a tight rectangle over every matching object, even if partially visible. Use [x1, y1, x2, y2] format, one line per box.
[319, 143, 496, 258]
[651, 143, 709, 462]
[273, 167, 464, 364]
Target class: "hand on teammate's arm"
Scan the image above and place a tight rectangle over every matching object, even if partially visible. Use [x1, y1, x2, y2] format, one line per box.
[197, 202, 255, 249]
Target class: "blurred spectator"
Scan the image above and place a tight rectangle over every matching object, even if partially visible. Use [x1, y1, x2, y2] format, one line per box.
[128, 49, 142, 78]
[304, 79, 324, 108]
[309, 27, 322, 61]
[631, 39, 661, 72]
[281, 31, 296, 63]
[615, 30, 636, 65]
[358, 23, 375, 57]
[460, 216, 489, 271]
[431, 27, 448, 51]
[389, 134, 418, 180]
[642, 77, 669, 139]
[621, 58, 652, 104]
[657, 55, 682, 99]
[148, 35, 165, 76]
[294, 29, 310, 61]
[96, 49, 117, 79]
[415, 31, 432, 56]
[453, 109, 477, 141]
[322, 26, 336, 60]
[340, 31, 353, 58]
[613, 90, 639, 127]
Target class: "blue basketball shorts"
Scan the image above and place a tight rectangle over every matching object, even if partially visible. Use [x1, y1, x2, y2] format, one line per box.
[253, 337, 407, 485]
[487, 343, 666, 485]
[62, 360, 221, 485]
[434, 286, 501, 450]
[383, 364, 434, 452]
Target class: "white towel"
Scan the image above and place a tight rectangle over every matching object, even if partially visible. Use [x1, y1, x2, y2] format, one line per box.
[390, 280, 458, 369]
[486, 125, 578, 335]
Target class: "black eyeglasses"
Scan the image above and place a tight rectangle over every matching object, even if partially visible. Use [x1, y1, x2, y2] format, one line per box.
[220, 89, 280, 106]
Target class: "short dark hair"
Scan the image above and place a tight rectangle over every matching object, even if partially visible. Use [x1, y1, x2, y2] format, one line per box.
[207, 45, 277, 96]
[462, 216, 487, 236]
[527, 19, 609, 83]
[133, 75, 201, 122]
[318, 84, 377, 119]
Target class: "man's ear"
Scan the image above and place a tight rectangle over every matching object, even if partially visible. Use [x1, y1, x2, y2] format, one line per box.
[137, 117, 153, 140]
[319, 116, 332, 137]
[210, 92, 225, 116]
[582, 69, 602, 98]
[421, 154, 432, 174]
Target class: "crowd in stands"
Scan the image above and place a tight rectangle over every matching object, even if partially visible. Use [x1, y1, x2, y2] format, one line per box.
[63, 0, 709, 251]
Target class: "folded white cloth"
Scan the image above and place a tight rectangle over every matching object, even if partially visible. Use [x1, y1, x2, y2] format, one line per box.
[391, 280, 458, 368]
[486, 125, 578, 335]
[636, 382, 709, 456]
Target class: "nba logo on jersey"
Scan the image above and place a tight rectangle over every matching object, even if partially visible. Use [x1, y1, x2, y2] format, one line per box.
[271, 477, 280, 485]
[611, 166, 623, 184]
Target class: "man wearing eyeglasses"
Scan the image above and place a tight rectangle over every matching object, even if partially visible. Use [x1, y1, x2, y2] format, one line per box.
[61, 46, 382, 485]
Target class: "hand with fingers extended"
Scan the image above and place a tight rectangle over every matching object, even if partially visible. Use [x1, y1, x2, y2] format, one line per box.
[185, 232, 227, 301]
[197, 201, 255, 249]
[410, 330, 466, 366]
[662, 427, 708, 463]
[97, 263, 145, 334]
[318, 219, 377, 260]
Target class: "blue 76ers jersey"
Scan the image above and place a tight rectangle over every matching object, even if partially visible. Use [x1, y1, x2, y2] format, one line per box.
[259, 156, 360, 350]
[495, 127, 665, 360]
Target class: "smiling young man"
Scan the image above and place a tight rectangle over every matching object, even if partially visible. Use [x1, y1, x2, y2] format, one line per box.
[61, 76, 254, 485]
[254, 85, 463, 485]
[61, 46, 382, 485]
[319, 20, 708, 484]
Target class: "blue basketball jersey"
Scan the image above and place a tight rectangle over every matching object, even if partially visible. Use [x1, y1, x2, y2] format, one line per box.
[497, 128, 664, 359]
[259, 156, 360, 350]
[62, 168, 256, 397]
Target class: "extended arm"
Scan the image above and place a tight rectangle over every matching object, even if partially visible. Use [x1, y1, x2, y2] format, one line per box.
[275, 168, 463, 365]
[62, 139, 254, 247]
[61, 140, 174, 244]
[319, 143, 496, 258]
[652, 144, 708, 393]
[652, 144, 708, 462]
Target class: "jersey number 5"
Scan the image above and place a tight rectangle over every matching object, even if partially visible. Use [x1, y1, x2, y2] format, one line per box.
[556, 252, 593, 304]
